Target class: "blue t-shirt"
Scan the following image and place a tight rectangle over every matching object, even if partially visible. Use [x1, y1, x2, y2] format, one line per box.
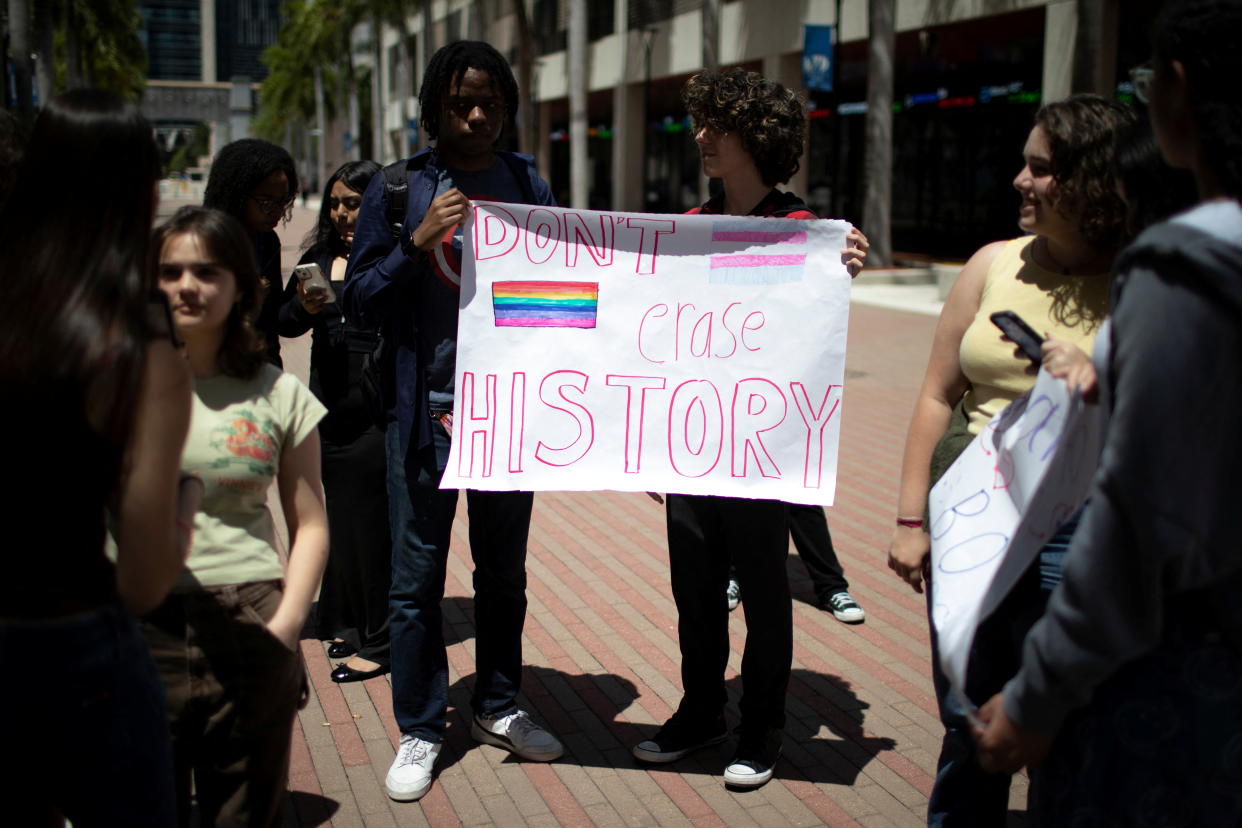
[420, 158, 526, 411]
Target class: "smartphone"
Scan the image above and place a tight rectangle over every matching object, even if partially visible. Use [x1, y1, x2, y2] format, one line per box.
[989, 310, 1044, 365]
[293, 262, 336, 303]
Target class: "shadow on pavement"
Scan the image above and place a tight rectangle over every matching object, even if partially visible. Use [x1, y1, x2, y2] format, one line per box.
[417, 662, 895, 788]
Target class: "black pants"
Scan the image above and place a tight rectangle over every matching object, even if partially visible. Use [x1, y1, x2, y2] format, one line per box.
[787, 503, 849, 601]
[666, 494, 791, 735]
[317, 424, 391, 665]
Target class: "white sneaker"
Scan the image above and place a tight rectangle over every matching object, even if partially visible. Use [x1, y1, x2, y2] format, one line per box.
[386, 734, 440, 801]
[472, 709, 564, 761]
[825, 591, 865, 624]
[726, 578, 741, 612]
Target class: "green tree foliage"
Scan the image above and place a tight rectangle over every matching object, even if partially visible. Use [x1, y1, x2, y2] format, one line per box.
[255, 0, 359, 141]
[36, 0, 147, 100]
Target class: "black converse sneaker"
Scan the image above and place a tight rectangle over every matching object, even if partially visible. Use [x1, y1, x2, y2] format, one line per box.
[632, 715, 728, 763]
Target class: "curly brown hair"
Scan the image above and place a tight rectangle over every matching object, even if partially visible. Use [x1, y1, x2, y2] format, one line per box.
[1035, 94, 1136, 248]
[152, 207, 268, 380]
[682, 68, 806, 187]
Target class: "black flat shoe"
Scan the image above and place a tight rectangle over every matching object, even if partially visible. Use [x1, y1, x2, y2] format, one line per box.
[327, 640, 357, 659]
[330, 662, 389, 683]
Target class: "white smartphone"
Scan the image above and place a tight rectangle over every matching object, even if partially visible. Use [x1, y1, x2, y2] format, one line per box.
[293, 262, 336, 303]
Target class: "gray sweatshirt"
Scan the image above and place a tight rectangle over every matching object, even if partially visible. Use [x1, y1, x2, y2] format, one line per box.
[1004, 199, 1242, 731]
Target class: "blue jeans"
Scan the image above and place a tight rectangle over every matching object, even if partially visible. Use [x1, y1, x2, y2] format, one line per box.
[927, 508, 1082, 827]
[386, 421, 533, 741]
[1, 604, 176, 827]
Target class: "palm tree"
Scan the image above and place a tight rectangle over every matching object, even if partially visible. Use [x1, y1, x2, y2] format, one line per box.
[257, 0, 365, 179]
[32, 0, 146, 101]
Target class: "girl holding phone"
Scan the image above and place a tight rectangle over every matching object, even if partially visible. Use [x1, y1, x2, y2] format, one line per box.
[278, 160, 392, 683]
[886, 95, 1135, 824]
[143, 206, 328, 826]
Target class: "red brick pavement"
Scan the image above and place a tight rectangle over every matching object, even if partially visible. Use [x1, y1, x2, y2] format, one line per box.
[276, 292, 1031, 827]
[162, 198, 1029, 825]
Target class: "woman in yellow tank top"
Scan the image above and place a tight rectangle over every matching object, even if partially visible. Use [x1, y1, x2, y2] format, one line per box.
[885, 94, 1136, 826]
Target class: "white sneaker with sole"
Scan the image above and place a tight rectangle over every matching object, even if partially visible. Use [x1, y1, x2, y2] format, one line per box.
[386, 734, 440, 801]
[472, 709, 564, 761]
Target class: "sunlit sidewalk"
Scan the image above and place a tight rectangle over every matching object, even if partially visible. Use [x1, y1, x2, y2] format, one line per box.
[278, 301, 1030, 827]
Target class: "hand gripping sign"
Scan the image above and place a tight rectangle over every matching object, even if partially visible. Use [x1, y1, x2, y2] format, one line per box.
[441, 202, 853, 505]
[928, 368, 1103, 707]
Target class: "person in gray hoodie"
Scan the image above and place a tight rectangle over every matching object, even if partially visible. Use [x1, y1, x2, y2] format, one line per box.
[972, 1, 1242, 824]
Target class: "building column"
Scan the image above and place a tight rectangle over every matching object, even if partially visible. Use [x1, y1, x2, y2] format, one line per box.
[613, 82, 645, 212]
[1043, 1, 1077, 104]
[200, 0, 216, 82]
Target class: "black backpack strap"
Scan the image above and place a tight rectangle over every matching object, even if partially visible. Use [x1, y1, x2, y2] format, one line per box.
[381, 159, 412, 242]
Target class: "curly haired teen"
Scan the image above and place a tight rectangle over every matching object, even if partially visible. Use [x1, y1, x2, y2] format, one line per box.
[631, 68, 868, 789]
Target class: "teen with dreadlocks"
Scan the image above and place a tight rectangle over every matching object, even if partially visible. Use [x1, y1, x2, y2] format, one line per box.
[343, 40, 561, 803]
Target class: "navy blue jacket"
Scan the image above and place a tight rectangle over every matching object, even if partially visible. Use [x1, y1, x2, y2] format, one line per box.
[342, 148, 554, 455]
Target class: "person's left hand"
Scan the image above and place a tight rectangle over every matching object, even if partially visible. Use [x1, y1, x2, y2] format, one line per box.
[1041, 337, 1098, 402]
[296, 277, 329, 314]
[971, 692, 1055, 774]
[842, 228, 869, 278]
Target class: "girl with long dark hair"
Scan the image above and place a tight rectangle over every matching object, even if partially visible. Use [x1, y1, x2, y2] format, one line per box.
[144, 206, 329, 826]
[0, 89, 192, 826]
[277, 160, 392, 683]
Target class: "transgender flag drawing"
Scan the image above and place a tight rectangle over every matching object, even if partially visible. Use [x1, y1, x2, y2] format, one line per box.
[492, 281, 599, 328]
[708, 219, 808, 285]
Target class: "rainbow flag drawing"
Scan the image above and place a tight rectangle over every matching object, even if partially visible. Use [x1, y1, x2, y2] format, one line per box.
[708, 219, 809, 285]
[492, 281, 599, 328]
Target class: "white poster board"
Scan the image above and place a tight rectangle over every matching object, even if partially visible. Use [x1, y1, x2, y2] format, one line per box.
[441, 202, 852, 505]
[929, 369, 1102, 702]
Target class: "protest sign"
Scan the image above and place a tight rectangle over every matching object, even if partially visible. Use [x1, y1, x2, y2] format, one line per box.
[441, 202, 853, 505]
[928, 369, 1102, 702]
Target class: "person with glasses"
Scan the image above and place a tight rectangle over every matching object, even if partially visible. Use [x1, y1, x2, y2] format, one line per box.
[204, 138, 300, 367]
[276, 160, 393, 687]
[973, 1, 1242, 824]
[343, 40, 562, 803]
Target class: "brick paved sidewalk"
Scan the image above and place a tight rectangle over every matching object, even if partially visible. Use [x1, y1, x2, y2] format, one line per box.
[279, 301, 1030, 827]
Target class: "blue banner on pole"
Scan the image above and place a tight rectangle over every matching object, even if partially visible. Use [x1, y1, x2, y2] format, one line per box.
[802, 24, 834, 92]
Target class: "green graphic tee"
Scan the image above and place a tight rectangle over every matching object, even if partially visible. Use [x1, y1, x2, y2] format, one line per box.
[176, 364, 326, 589]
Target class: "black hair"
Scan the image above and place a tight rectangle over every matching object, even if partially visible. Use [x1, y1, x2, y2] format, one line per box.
[0, 89, 162, 454]
[1154, 0, 1242, 198]
[153, 207, 267, 380]
[418, 40, 519, 142]
[203, 138, 299, 222]
[1112, 118, 1199, 240]
[682, 68, 807, 187]
[1034, 94, 1136, 248]
[0, 109, 24, 213]
[303, 159, 381, 255]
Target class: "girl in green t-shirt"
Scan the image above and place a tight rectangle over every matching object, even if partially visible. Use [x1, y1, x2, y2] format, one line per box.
[144, 206, 329, 827]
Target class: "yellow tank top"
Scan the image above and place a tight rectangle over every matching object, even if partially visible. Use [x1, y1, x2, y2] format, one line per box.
[958, 236, 1110, 434]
